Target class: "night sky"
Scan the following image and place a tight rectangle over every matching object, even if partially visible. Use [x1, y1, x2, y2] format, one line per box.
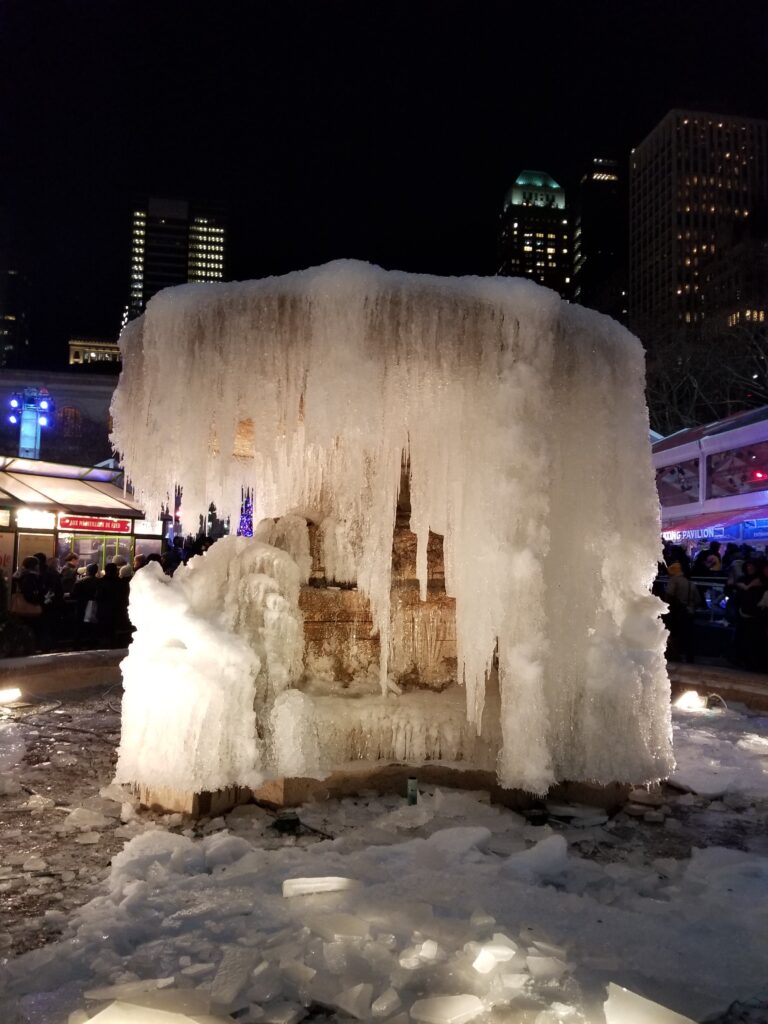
[2, 0, 767, 367]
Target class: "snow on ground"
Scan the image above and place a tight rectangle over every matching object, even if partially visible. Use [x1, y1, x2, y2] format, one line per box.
[0, 695, 767, 1024]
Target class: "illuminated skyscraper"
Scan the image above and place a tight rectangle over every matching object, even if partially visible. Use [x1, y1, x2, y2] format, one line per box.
[497, 170, 571, 297]
[629, 110, 768, 342]
[128, 197, 227, 320]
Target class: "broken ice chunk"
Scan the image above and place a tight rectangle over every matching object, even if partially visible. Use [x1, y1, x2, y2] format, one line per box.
[281, 960, 316, 989]
[499, 973, 528, 991]
[99, 782, 133, 803]
[334, 982, 373, 1020]
[530, 940, 565, 959]
[24, 794, 54, 811]
[603, 982, 696, 1023]
[526, 956, 569, 981]
[65, 806, 110, 830]
[22, 856, 47, 872]
[0, 775, 22, 796]
[485, 934, 518, 958]
[372, 988, 401, 1018]
[469, 909, 495, 932]
[180, 962, 216, 979]
[307, 913, 370, 941]
[472, 933, 517, 974]
[260, 1001, 306, 1024]
[83, 979, 174, 1001]
[398, 945, 423, 970]
[282, 876, 361, 897]
[211, 945, 260, 1006]
[410, 995, 484, 1024]
[84, 994, 229, 1021]
[419, 939, 440, 961]
[121, 802, 137, 822]
[75, 832, 101, 845]
[471, 948, 497, 975]
[323, 942, 348, 974]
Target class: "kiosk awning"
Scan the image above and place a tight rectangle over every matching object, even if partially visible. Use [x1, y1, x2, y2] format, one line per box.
[0, 471, 145, 519]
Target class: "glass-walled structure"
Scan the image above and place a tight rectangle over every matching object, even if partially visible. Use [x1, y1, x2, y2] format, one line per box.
[653, 406, 768, 544]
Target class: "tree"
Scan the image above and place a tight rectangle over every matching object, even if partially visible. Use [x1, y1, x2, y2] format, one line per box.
[645, 322, 768, 436]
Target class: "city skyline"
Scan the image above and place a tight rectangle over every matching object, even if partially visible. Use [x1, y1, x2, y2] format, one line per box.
[1, 1, 767, 367]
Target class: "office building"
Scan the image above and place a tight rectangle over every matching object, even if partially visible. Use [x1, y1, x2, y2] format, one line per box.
[704, 203, 768, 332]
[0, 209, 31, 368]
[129, 197, 227, 320]
[573, 157, 628, 321]
[629, 109, 768, 343]
[498, 170, 571, 297]
[0, 267, 31, 368]
[68, 337, 121, 367]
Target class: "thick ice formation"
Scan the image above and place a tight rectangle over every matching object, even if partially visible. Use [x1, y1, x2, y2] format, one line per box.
[116, 541, 303, 792]
[112, 261, 672, 793]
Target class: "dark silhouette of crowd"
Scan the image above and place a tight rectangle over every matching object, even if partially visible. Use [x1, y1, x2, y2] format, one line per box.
[660, 539, 768, 671]
[0, 532, 215, 656]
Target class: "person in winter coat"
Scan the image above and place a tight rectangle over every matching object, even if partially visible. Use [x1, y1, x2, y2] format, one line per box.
[732, 559, 766, 670]
[664, 561, 701, 663]
[95, 563, 130, 647]
[34, 551, 64, 649]
[10, 556, 45, 650]
[61, 553, 80, 595]
[72, 563, 99, 649]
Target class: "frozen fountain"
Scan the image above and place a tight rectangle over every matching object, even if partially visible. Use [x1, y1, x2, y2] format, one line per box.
[110, 261, 672, 809]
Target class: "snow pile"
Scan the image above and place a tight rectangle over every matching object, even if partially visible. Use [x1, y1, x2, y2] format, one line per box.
[116, 540, 303, 792]
[112, 261, 671, 791]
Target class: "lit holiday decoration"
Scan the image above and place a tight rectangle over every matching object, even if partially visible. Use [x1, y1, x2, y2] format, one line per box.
[237, 489, 254, 537]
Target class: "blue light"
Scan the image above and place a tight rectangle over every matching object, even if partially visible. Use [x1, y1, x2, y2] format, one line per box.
[9, 399, 18, 409]
[39, 416, 48, 427]
[39, 400, 49, 410]
[8, 414, 17, 425]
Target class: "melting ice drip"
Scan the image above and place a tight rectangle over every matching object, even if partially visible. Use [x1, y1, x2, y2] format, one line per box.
[112, 261, 672, 794]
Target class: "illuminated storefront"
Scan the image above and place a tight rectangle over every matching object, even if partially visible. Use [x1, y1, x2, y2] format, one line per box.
[0, 456, 161, 576]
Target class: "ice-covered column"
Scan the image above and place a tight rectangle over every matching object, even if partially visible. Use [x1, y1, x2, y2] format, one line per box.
[112, 261, 673, 793]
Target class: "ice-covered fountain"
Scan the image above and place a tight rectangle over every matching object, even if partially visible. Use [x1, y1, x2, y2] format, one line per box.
[110, 261, 672, 809]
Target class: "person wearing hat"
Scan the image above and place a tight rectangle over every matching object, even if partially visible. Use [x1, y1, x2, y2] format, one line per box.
[61, 553, 80, 595]
[112, 553, 134, 581]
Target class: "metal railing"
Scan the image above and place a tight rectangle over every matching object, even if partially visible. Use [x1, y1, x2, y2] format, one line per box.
[655, 575, 731, 624]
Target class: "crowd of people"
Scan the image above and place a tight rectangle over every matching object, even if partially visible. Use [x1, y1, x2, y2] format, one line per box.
[5, 530, 768, 670]
[659, 539, 768, 671]
[0, 534, 214, 656]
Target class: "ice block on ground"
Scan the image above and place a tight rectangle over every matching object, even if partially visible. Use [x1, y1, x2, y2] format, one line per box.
[603, 983, 696, 1023]
[410, 995, 484, 1024]
[282, 876, 361, 897]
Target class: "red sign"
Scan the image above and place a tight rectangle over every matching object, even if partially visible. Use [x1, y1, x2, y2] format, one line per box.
[58, 516, 132, 534]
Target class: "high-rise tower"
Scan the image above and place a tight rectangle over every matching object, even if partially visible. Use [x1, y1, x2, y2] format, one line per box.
[629, 110, 768, 343]
[498, 170, 571, 297]
[573, 157, 627, 321]
[129, 197, 227, 320]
